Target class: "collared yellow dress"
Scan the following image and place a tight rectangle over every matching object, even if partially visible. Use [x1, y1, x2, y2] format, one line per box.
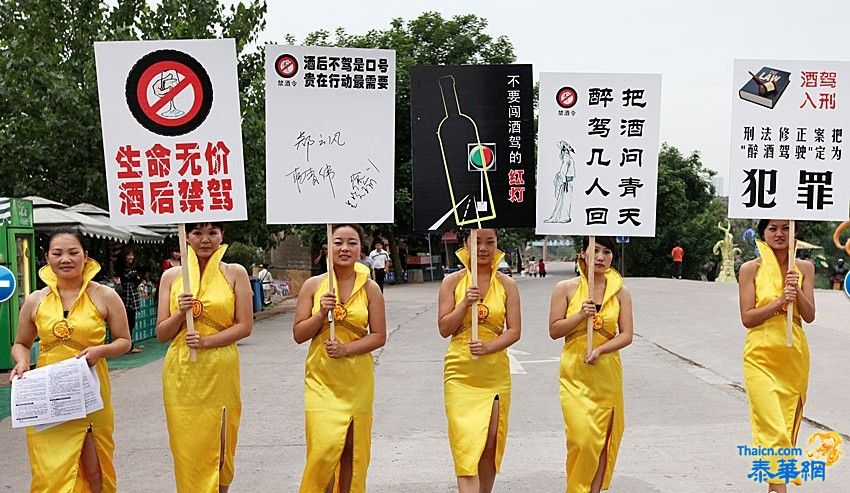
[444, 248, 511, 477]
[165, 245, 241, 492]
[743, 240, 809, 485]
[26, 260, 117, 492]
[560, 266, 624, 493]
[300, 262, 374, 493]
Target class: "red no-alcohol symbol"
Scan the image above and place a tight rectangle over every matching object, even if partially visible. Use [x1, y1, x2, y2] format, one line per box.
[556, 86, 578, 109]
[125, 50, 213, 136]
[275, 54, 298, 78]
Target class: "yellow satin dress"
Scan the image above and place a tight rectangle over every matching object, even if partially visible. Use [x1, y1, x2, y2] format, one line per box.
[444, 248, 511, 477]
[165, 245, 241, 492]
[560, 266, 624, 493]
[26, 260, 117, 492]
[743, 240, 809, 485]
[300, 262, 374, 493]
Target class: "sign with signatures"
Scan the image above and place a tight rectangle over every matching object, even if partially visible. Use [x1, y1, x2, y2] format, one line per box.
[94, 39, 247, 226]
[265, 45, 396, 223]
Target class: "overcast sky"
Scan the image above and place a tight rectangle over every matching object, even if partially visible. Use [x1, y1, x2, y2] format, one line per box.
[257, 0, 849, 191]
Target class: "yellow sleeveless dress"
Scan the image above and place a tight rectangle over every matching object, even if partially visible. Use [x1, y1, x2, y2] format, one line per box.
[743, 240, 809, 485]
[165, 245, 241, 492]
[560, 266, 624, 493]
[300, 262, 374, 493]
[444, 248, 511, 476]
[26, 260, 117, 492]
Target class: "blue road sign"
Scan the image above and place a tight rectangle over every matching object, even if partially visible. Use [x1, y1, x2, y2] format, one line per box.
[0, 265, 16, 303]
[616, 236, 630, 244]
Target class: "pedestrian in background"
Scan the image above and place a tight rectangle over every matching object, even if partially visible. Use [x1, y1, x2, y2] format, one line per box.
[831, 258, 847, 290]
[538, 258, 547, 278]
[313, 243, 328, 275]
[528, 257, 538, 278]
[671, 242, 684, 279]
[368, 240, 391, 291]
[118, 246, 143, 353]
[257, 263, 274, 305]
[161, 245, 181, 274]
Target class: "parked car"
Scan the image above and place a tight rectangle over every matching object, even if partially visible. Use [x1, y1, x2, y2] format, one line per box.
[497, 260, 512, 277]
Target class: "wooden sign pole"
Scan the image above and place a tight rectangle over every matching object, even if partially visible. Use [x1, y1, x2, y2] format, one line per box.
[586, 236, 596, 359]
[786, 220, 795, 347]
[326, 224, 336, 341]
[177, 224, 197, 362]
[470, 229, 479, 346]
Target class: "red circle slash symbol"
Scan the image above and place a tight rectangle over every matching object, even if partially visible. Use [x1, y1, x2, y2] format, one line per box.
[275, 54, 298, 78]
[556, 86, 578, 109]
[125, 50, 213, 136]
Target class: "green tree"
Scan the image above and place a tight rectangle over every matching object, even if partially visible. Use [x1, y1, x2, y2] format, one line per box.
[623, 144, 724, 279]
[0, 0, 278, 247]
[289, 12, 517, 277]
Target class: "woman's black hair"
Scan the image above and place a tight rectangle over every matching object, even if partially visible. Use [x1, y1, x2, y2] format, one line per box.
[47, 228, 87, 251]
[332, 223, 366, 248]
[580, 236, 617, 261]
[757, 219, 799, 239]
[187, 222, 224, 232]
[459, 228, 499, 243]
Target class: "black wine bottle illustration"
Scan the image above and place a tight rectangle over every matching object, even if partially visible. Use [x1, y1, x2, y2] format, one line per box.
[436, 75, 496, 227]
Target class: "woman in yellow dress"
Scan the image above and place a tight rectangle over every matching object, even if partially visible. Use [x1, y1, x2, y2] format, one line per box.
[738, 219, 815, 493]
[437, 228, 521, 493]
[156, 222, 253, 493]
[293, 224, 387, 493]
[10, 229, 132, 492]
[548, 236, 633, 493]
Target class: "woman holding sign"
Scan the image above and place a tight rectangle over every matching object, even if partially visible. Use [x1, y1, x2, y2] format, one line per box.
[548, 236, 633, 493]
[738, 219, 815, 492]
[10, 229, 131, 492]
[156, 222, 253, 493]
[437, 228, 521, 493]
[293, 224, 387, 493]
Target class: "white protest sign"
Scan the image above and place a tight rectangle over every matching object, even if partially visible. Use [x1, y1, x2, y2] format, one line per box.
[265, 45, 396, 224]
[94, 39, 247, 226]
[729, 59, 849, 220]
[536, 73, 661, 237]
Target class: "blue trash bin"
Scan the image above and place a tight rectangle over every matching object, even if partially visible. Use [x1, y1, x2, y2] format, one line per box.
[249, 277, 263, 313]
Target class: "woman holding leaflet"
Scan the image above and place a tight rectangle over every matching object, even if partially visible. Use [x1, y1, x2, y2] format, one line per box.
[437, 228, 521, 493]
[10, 229, 131, 492]
[293, 224, 387, 493]
[549, 236, 633, 493]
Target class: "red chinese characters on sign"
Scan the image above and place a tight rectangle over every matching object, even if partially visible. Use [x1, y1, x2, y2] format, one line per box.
[118, 181, 144, 216]
[506, 75, 525, 204]
[207, 178, 233, 210]
[176, 143, 202, 176]
[114, 140, 234, 216]
[149, 181, 174, 214]
[146, 144, 171, 177]
[508, 187, 525, 203]
[508, 169, 525, 186]
[800, 70, 838, 110]
[116, 145, 142, 179]
[205, 141, 230, 175]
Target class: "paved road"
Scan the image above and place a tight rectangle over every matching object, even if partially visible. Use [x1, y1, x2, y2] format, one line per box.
[1, 261, 848, 491]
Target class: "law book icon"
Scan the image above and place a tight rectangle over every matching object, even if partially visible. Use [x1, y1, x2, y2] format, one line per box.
[436, 75, 496, 227]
